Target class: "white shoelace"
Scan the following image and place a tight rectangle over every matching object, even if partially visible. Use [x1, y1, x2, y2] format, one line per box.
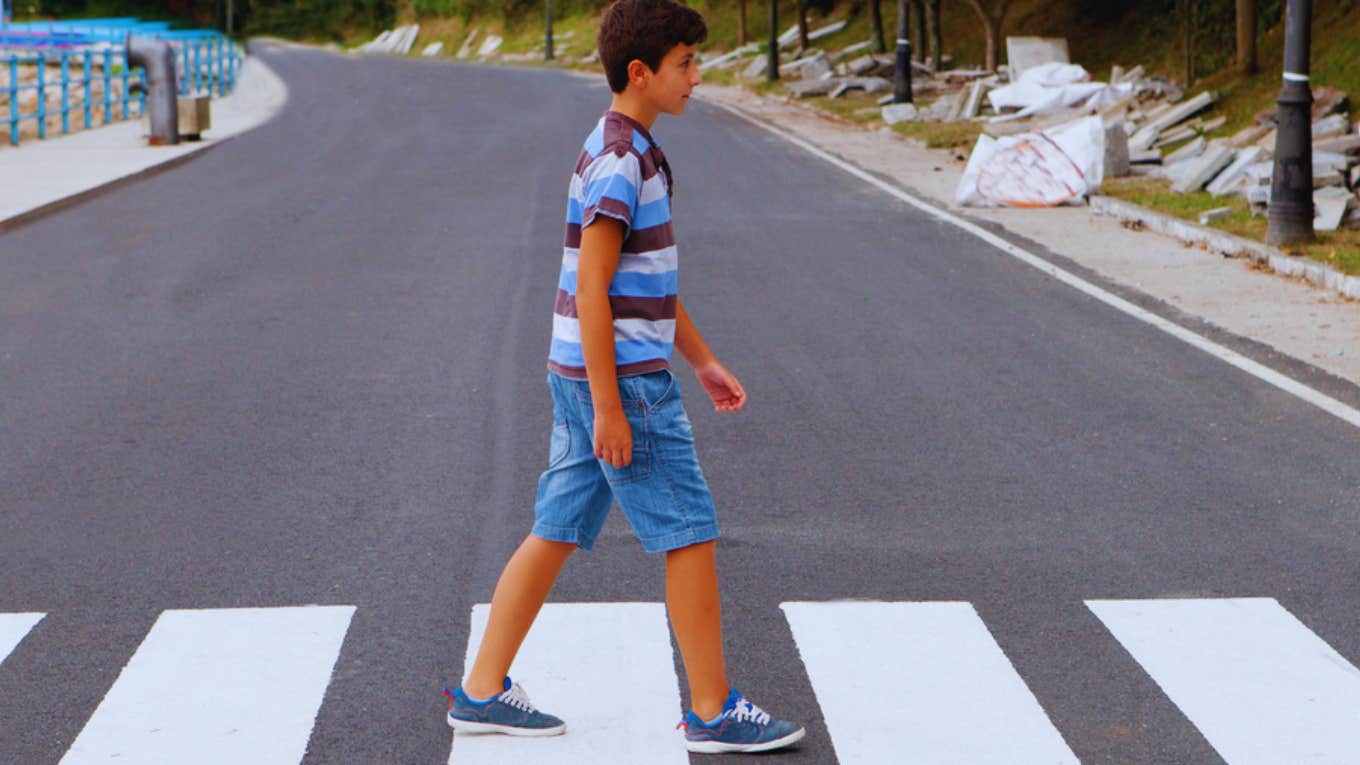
[724, 697, 771, 725]
[498, 682, 538, 713]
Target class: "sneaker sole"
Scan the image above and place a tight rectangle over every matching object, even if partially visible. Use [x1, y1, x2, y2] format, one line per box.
[447, 714, 566, 737]
[686, 726, 805, 754]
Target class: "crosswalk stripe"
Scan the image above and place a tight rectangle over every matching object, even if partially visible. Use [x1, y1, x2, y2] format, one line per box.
[782, 601, 1079, 765]
[59, 605, 356, 765]
[451, 602, 686, 765]
[0, 613, 45, 666]
[1087, 597, 1360, 765]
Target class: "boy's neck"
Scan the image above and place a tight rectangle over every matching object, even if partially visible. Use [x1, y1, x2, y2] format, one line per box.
[607, 92, 659, 132]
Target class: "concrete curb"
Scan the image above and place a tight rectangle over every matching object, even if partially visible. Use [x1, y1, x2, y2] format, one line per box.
[0, 140, 230, 235]
[1090, 195, 1360, 301]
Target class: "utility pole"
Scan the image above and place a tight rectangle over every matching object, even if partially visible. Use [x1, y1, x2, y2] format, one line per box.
[893, 0, 913, 103]
[1267, 0, 1314, 246]
[767, 0, 779, 82]
[544, 0, 554, 61]
[225, 0, 234, 37]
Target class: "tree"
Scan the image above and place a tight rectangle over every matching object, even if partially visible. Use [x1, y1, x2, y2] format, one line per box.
[911, 0, 925, 62]
[1236, 0, 1257, 75]
[964, 0, 1013, 72]
[869, 0, 886, 54]
[797, 1, 810, 51]
[925, 0, 941, 69]
[737, 0, 747, 46]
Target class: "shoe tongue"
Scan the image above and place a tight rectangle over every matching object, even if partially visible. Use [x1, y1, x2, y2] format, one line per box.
[722, 689, 742, 712]
[502, 677, 513, 693]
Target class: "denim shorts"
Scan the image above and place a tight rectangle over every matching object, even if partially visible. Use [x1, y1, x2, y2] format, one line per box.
[532, 369, 720, 553]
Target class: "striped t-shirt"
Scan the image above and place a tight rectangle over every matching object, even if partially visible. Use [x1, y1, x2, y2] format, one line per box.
[548, 110, 678, 380]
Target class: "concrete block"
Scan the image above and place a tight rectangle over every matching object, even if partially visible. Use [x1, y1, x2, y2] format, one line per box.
[807, 20, 849, 43]
[1171, 143, 1235, 193]
[1314, 188, 1352, 231]
[176, 95, 211, 140]
[1104, 122, 1131, 177]
[1129, 91, 1217, 151]
[456, 27, 480, 58]
[741, 55, 770, 79]
[882, 103, 919, 125]
[477, 35, 502, 57]
[1206, 146, 1263, 196]
[1129, 149, 1162, 165]
[1164, 136, 1206, 166]
[780, 52, 831, 80]
[1313, 113, 1350, 139]
[1198, 206, 1233, 225]
[422, 42, 443, 57]
[785, 78, 839, 98]
[1227, 124, 1272, 147]
[1313, 134, 1360, 155]
[1005, 36, 1069, 77]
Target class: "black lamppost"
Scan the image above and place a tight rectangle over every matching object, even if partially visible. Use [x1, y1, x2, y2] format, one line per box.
[893, 0, 913, 103]
[1266, 0, 1314, 246]
[767, 0, 779, 82]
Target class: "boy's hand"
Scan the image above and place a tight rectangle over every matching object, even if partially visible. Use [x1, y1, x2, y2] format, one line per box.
[593, 407, 634, 468]
[696, 361, 747, 412]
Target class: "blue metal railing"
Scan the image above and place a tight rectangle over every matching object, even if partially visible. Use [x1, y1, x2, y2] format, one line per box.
[1, 18, 241, 146]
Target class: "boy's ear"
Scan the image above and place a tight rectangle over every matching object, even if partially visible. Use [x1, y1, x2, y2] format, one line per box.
[627, 58, 652, 88]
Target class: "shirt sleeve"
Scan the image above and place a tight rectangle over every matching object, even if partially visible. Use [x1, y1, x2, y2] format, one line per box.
[579, 148, 642, 235]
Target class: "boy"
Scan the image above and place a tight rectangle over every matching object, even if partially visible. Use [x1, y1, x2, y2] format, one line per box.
[442, 0, 804, 755]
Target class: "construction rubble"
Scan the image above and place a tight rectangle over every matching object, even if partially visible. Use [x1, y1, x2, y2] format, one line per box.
[705, 32, 1358, 223]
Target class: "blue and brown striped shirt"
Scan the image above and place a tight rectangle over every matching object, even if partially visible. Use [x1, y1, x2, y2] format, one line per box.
[548, 110, 677, 380]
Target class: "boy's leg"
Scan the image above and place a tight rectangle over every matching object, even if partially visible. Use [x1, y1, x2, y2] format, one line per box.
[665, 539, 730, 721]
[462, 533, 577, 699]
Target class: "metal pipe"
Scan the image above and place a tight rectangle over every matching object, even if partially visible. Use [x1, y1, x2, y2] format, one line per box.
[126, 33, 179, 145]
[1266, 0, 1313, 246]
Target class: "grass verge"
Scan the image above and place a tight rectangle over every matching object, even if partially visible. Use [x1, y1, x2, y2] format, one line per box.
[1101, 177, 1360, 276]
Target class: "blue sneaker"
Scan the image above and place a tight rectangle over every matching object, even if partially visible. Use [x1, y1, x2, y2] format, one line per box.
[443, 677, 566, 737]
[679, 689, 805, 754]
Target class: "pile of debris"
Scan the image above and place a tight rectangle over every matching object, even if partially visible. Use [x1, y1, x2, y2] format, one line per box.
[1145, 87, 1359, 232]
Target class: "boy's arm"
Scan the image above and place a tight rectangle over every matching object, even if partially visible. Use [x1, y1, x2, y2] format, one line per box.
[675, 299, 747, 413]
[577, 217, 633, 467]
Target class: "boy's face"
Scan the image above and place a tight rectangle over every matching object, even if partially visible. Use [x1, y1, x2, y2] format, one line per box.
[635, 42, 701, 115]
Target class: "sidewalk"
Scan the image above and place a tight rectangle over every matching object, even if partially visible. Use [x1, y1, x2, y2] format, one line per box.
[695, 84, 1360, 385]
[0, 53, 288, 230]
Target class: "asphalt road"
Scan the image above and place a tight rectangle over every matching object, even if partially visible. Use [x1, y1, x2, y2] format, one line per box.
[2, 42, 1359, 764]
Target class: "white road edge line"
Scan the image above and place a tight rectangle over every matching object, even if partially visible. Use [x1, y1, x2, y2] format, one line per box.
[700, 97, 1360, 431]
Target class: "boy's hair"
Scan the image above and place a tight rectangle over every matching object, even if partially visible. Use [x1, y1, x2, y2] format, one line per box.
[598, 0, 708, 94]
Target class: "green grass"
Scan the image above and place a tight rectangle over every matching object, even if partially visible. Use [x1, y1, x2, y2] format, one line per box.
[1102, 178, 1360, 276]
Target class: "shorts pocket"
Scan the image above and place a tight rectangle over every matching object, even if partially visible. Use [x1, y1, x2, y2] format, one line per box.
[641, 369, 677, 414]
[547, 421, 571, 468]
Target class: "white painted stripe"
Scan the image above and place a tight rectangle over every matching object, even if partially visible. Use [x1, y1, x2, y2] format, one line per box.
[1087, 598, 1360, 765]
[701, 97, 1360, 431]
[60, 606, 355, 765]
[552, 314, 675, 344]
[451, 602, 685, 765]
[782, 601, 1078, 765]
[0, 613, 45, 666]
[1282, 71, 1310, 82]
